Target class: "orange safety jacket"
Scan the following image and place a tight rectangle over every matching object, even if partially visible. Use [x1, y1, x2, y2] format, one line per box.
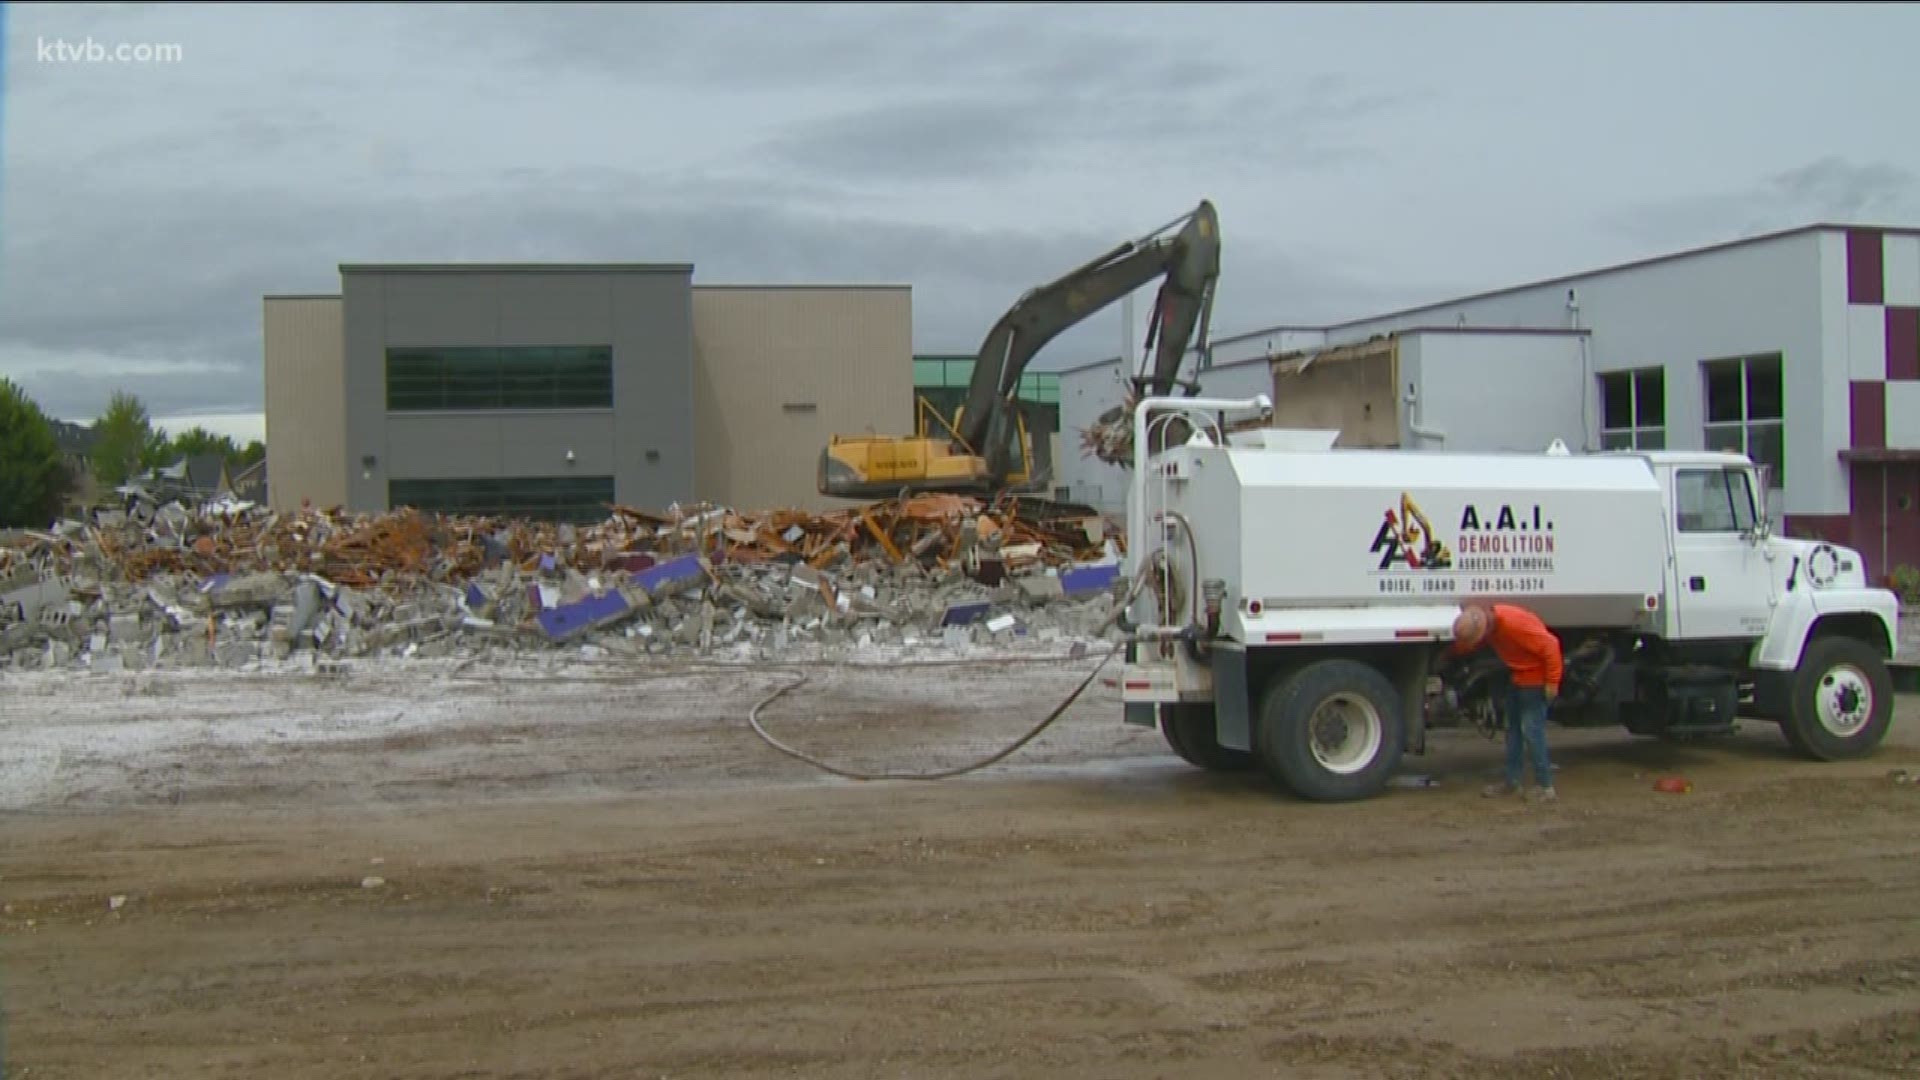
[1452, 603, 1564, 689]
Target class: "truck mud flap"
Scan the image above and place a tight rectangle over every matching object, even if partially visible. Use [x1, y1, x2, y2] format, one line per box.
[1121, 640, 1156, 727]
[1211, 644, 1253, 752]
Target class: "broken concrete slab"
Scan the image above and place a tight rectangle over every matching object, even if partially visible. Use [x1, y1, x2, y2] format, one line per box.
[536, 591, 634, 643]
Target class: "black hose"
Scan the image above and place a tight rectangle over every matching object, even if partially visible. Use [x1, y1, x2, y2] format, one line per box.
[743, 566, 1155, 782]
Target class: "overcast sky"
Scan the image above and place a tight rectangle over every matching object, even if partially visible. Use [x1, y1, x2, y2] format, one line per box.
[4, 2, 1920, 444]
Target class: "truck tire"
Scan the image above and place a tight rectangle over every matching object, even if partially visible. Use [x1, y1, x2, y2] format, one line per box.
[1781, 636, 1894, 761]
[1256, 659, 1404, 802]
[1161, 704, 1255, 772]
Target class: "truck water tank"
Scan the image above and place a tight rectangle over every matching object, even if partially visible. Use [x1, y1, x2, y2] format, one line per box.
[1150, 440, 1670, 637]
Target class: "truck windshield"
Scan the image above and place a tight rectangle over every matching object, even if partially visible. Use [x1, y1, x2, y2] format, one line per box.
[1676, 467, 1758, 533]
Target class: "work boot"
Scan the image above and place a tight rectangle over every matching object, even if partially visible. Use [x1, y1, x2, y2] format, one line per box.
[1482, 781, 1521, 798]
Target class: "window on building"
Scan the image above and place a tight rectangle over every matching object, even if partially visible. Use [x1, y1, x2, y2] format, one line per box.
[389, 476, 616, 524]
[1598, 367, 1665, 450]
[1674, 467, 1758, 534]
[909, 356, 1060, 408]
[386, 346, 613, 411]
[1701, 353, 1783, 487]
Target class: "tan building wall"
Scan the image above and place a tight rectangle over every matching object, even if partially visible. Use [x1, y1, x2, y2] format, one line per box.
[262, 296, 348, 511]
[691, 286, 913, 512]
[1268, 337, 1402, 448]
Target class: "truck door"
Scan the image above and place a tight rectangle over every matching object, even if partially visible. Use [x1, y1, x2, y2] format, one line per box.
[1670, 466, 1777, 640]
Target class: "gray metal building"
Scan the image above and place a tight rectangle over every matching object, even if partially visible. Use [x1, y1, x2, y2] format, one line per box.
[264, 263, 912, 519]
[1057, 222, 1920, 582]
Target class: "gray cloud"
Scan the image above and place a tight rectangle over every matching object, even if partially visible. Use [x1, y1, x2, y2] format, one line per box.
[1770, 157, 1919, 220]
[427, 3, 1201, 97]
[1602, 157, 1920, 248]
[764, 98, 1053, 182]
[6, 1, 1919, 435]
[754, 50, 1408, 184]
[0, 143, 1387, 422]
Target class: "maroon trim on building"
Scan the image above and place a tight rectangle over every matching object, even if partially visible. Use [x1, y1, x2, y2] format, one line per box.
[1851, 381, 1887, 449]
[1887, 306, 1920, 381]
[1846, 459, 1920, 586]
[1782, 513, 1852, 546]
[1848, 228, 1885, 305]
[1842, 447, 1920, 463]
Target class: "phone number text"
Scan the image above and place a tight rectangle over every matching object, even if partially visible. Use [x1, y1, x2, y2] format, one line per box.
[1467, 577, 1549, 594]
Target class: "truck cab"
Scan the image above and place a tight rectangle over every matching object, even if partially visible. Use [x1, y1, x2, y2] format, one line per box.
[1608, 449, 1898, 759]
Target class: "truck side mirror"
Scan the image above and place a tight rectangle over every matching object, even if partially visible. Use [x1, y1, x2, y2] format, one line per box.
[1752, 465, 1773, 542]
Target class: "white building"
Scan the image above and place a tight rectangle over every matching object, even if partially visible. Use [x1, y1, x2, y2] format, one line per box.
[1057, 223, 1920, 584]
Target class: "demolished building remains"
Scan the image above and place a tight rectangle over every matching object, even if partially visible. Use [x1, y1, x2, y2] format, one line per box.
[0, 489, 1130, 672]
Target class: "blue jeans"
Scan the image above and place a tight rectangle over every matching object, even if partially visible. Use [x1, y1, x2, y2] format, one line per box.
[1505, 686, 1554, 789]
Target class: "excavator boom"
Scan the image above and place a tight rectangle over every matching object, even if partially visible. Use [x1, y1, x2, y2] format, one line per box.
[819, 200, 1221, 500]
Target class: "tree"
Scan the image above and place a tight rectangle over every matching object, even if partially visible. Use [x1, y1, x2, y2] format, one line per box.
[151, 427, 264, 472]
[0, 379, 74, 528]
[165, 425, 240, 463]
[90, 392, 170, 487]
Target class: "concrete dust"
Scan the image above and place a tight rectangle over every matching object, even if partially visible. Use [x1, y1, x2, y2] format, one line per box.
[3, 663, 1919, 1078]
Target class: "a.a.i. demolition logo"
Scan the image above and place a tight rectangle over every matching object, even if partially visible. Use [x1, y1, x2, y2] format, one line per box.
[1370, 494, 1557, 574]
[1370, 493, 1454, 571]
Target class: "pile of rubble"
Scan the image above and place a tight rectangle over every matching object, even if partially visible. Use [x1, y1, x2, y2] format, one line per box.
[0, 492, 1131, 673]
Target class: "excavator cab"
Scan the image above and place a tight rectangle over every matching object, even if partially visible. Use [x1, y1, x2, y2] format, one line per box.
[817, 398, 1035, 501]
[915, 398, 1038, 490]
[818, 200, 1219, 501]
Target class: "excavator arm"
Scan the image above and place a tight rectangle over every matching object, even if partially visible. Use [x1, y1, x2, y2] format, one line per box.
[818, 200, 1221, 500]
[957, 200, 1220, 480]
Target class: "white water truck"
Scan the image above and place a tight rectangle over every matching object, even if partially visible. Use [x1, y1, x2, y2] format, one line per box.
[1116, 394, 1903, 802]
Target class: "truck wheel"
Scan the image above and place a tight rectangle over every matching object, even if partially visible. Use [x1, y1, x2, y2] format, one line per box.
[1161, 704, 1255, 772]
[1256, 659, 1404, 802]
[1781, 636, 1894, 761]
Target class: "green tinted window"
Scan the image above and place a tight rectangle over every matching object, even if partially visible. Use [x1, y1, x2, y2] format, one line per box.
[913, 356, 1060, 405]
[389, 476, 616, 524]
[386, 346, 613, 411]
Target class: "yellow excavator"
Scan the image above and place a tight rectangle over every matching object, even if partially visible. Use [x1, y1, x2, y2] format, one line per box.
[818, 200, 1222, 500]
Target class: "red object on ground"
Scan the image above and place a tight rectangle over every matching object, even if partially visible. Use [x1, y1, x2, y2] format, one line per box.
[1653, 777, 1693, 794]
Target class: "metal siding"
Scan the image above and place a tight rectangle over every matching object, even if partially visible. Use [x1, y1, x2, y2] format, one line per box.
[1332, 231, 1834, 515]
[1885, 234, 1920, 307]
[1849, 302, 1889, 380]
[610, 274, 697, 510]
[262, 296, 347, 511]
[1886, 382, 1920, 449]
[341, 273, 388, 510]
[379, 275, 503, 346]
[1056, 360, 1130, 512]
[1818, 231, 1855, 518]
[383, 414, 617, 479]
[691, 288, 912, 512]
[386, 416, 505, 478]
[500, 414, 618, 477]
[341, 268, 694, 513]
[1408, 332, 1588, 453]
[1207, 328, 1329, 366]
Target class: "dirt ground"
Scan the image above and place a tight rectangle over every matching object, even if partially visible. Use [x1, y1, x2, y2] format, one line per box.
[3, 652, 1919, 1079]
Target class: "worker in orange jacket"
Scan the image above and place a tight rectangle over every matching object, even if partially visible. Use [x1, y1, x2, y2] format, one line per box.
[1450, 602, 1564, 802]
